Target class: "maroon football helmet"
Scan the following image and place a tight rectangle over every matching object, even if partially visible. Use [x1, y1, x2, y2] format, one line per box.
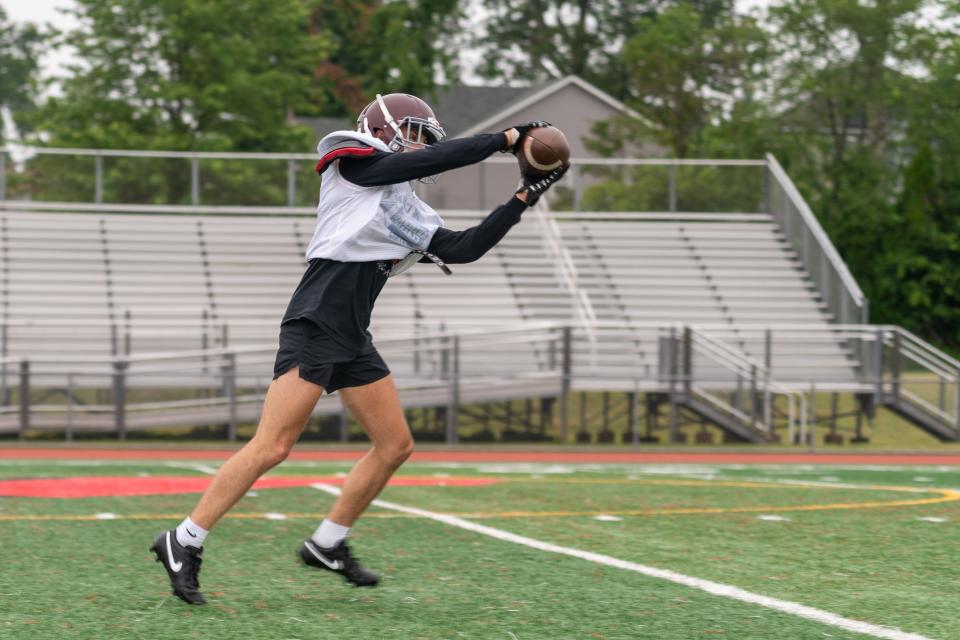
[356, 93, 446, 152]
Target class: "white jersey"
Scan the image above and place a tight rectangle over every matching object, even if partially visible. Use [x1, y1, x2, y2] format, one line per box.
[304, 131, 444, 266]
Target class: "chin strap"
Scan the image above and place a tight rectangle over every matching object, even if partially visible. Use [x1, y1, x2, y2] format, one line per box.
[383, 250, 452, 278]
[375, 94, 402, 150]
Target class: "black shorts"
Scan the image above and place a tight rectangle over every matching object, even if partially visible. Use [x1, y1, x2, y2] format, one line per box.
[272, 319, 390, 393]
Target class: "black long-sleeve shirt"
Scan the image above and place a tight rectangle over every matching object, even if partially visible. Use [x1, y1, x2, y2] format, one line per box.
[340, 133, 506, 187]
[281, 132, 527, 354]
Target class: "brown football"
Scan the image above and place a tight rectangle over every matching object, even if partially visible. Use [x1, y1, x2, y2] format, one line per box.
[517, 125, 570, 178]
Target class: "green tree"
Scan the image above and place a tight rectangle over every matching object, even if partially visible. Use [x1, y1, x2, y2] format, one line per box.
[619, 1, 769, 159]
[21, 0, 328, 204]
[578, 2, 770, 212]
[878, 26, 960, 348]
[0, 6, 42, 143]
[764, 0, 940, 336]
[305, 0, 462, 118]
[472, 0, 657, 100]
[32, 0, 326, 152]
[767, 0, 927, 194]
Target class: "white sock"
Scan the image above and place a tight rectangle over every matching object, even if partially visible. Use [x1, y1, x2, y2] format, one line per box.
[175, 517, 209, 549]
[311, 518, 351, 548]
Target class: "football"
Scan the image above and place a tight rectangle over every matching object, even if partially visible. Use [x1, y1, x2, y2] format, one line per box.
[517, 125, 570, 178]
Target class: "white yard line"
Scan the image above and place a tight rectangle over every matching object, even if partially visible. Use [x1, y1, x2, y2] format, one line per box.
[311, 484, 933, 640]
[163, 462, 219, 476]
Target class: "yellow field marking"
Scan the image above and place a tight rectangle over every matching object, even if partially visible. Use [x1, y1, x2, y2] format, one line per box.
[1, 480, 957, 523]
[532, 478, 789, 487]
[522, 477, 950, 494]
[524, 478, 854, 489]
[436, 489, 960, 519]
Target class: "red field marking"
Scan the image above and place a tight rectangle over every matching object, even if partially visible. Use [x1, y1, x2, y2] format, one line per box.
[0, 475, 501, 499]
[1, 448, 960, 466]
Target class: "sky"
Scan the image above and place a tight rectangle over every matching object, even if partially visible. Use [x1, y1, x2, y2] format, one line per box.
[3, 0, 79, 81]
[3, 0, 72, 24]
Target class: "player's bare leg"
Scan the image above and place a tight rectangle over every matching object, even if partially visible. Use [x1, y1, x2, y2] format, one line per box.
[299, 373, 412, 586]
[151, 367, 323, 604]
[328, 374, 413, 524]
[189, 368, 324, 529]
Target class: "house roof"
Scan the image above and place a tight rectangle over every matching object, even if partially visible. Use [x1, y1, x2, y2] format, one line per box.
[428, 83, 551, 136]
[457, 75, 649, 136]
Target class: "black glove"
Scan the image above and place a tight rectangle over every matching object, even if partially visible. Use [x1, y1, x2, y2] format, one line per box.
[504, 120, 551, 153]
[516, 163, 569, 206]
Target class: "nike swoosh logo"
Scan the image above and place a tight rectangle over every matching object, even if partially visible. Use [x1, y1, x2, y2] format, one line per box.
[166, 532, 183, 573]
[305, 541, 342, 570]
[185, 529, 197, 538]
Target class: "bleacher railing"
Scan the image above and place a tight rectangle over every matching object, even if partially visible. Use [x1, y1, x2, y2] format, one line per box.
[2, 321, 956, 441]
[880, 327, 960, 431]
[1, 146, 767, 210]
[0, 325, 565, 442]
[662, 326, 802, 441]
[0, 146, 319, 207]
[690, 323, 960, 440]
[530, 200, 597, 339]
[765, 154, 867, 324]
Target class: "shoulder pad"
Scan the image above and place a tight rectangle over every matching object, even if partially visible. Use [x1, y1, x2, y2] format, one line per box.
[315, 130, 391, 175]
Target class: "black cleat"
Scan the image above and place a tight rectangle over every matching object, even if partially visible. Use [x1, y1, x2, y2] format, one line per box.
[150, 529, 207, 605]
[299, 539, 380, 587]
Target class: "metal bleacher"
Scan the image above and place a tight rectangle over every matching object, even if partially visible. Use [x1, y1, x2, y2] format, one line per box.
[552, 213, 858, 386]
[1, 151, 957, 442]
[5, 211, 114, 356]
[0, 203, 839, 441]
[0, 210, 304, 360]
[0, 205, 571, 437]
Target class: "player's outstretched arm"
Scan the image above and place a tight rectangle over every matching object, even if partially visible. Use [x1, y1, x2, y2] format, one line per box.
[340, 133, 509, 187]
[339, 121, 551, 187]
[425, 196, 527, 265]
[423, 164, 569, 264]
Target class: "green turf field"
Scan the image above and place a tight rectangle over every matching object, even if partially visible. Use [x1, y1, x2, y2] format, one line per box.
[1, 459, 958, 639]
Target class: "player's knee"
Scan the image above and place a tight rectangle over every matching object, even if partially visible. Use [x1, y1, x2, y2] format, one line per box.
[254, 437, 293, 469]
[268, 442, 293, 468]
[397, 435, 415, 463]
[379, 432, 414, 468]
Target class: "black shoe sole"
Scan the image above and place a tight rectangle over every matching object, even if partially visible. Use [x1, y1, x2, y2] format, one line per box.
[150, 537, 207, 605]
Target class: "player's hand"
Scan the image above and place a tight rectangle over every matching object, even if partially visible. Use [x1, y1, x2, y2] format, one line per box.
[516, 163, 569, 206]
[503, 120, 551, 153]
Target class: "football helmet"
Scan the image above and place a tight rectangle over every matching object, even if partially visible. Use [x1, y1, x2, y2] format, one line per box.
[356, 93, 446, 153]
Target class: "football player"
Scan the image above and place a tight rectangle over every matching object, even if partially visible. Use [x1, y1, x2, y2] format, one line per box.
[150, 92, 567, 604]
